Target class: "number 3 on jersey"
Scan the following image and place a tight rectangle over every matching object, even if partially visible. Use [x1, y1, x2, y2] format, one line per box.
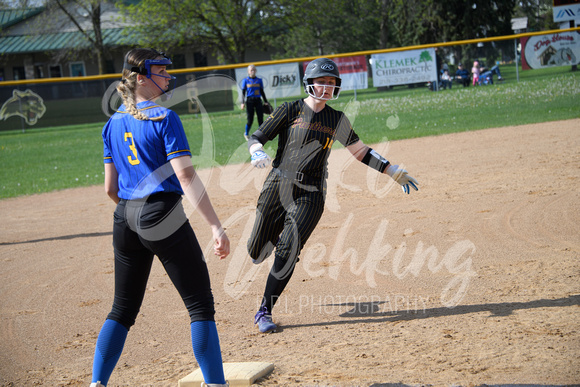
[124, 132, 140, 165]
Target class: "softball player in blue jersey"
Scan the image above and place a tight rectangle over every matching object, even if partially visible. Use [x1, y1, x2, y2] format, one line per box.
[91, 48, 229, 387]
[247, 58, 419, 333]
[240, 64, 269, 140]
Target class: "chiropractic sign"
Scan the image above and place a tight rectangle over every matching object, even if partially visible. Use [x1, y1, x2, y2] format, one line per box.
[371, 48, 438, 87]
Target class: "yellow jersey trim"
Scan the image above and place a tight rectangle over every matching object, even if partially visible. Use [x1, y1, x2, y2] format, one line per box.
[168, 150, 191, 157]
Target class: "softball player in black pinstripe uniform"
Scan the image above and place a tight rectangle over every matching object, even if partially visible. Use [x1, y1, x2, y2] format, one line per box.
[247, 58, 419, 333]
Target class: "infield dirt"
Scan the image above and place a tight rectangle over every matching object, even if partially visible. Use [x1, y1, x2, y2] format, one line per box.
[1, 119, 578, 386]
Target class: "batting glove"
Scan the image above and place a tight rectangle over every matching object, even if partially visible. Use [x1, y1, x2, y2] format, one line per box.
[386, 164, 419, 194]
[250, 144, 271, 169]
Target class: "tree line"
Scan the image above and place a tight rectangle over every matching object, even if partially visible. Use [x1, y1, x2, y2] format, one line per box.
[1, 0, 559, 74]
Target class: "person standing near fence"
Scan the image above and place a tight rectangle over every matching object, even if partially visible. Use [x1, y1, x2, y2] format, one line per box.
[240, 64, 269, 141]
[245, 58, 419, 333]
[90, 48, 230, 387]
[471, 60, 480, 86]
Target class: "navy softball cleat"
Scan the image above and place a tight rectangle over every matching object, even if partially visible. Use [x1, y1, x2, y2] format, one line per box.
[254, 306, 277, 333]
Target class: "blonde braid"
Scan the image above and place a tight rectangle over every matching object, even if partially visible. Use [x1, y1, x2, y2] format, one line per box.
[117, 75, 151, 121]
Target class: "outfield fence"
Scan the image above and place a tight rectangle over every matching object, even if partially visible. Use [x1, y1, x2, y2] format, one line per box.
[1, 27, 578, 131]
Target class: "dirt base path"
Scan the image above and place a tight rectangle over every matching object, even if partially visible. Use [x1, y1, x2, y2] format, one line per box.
[1, 120, 578, 386]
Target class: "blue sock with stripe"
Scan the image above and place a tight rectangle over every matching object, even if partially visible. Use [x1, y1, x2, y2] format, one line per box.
[91, 319, 128, 385]
[190, 320, 226, 384]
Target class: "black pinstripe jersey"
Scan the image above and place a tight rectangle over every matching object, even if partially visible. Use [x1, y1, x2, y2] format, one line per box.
[259, 99, 360, 179]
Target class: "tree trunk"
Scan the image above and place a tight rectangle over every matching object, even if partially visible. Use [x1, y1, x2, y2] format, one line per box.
[379, 0, 390, 49]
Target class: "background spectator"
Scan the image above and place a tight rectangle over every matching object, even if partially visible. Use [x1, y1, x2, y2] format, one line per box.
[441, 69, 452, 89]
[471, 60, 480, 86]
[455, 63, 470, 87]
[478, 64, 503, 85]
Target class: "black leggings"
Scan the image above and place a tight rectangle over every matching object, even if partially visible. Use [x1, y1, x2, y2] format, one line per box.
[108, 193, 215, 329]
[246, 97, 264, 128]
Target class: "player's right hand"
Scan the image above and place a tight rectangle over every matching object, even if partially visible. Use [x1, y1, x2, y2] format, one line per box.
[212, 227, 230, 259]
[386, 164, 419, 194]
[251, 150, 272, 169]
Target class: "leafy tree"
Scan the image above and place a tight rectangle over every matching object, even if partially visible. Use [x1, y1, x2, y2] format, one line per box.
[376, 0, 428, 48]
[515, 0, 558, 31]
[269, 0, 380, 58]
[29, 0, 117, 74]
[118, 0, 283, 64]
[377, 0, 392, 49]
[375, 1, 517, 62]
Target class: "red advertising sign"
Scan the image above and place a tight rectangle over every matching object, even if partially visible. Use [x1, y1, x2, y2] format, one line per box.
[302, 56, 367, 74]
[303, 56, 368, 90]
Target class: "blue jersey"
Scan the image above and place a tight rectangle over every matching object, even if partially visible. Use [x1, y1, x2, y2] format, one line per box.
[102, 101, 191, 200]
[241, 76, 265, 99]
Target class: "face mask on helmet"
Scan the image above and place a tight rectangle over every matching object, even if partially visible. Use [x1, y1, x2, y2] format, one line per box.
[303, 58, 342, 100]
[304, 80, 341, 100]
[123, 50, 177, 98]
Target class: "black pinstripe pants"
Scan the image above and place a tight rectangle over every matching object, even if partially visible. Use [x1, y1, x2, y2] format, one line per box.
[247, 170, 325, 311]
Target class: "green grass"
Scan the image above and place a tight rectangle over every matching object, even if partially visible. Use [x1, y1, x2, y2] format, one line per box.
[1, 64, 578, 199]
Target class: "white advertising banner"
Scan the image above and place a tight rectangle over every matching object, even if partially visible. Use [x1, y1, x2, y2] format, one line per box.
[552, 0, 580, 23]
[521, 32, 580, 69]
[235, 63, 301, 101]
[371, 48, 438, 87]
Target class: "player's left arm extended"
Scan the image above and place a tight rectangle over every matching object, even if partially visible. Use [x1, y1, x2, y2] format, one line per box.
[347, 140, 419, 194]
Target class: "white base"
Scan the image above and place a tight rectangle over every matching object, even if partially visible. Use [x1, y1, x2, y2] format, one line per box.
[178, 362, 275, 387]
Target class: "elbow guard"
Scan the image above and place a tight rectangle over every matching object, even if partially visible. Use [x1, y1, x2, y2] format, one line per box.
[361, 148, 390, 173]
[247, 130, 268, 152]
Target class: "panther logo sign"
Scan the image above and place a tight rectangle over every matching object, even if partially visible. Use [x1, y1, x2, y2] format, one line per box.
[0, 89, 47, 126]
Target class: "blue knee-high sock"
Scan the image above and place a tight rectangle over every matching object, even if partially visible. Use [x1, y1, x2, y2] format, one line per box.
[245, 124, 250, 135]
[92, 319, 128, 385]
[190, 321, 225, 384]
